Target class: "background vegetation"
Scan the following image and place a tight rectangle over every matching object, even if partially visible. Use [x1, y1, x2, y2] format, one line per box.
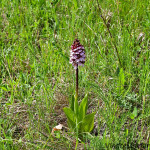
[0, 0, 150, 149]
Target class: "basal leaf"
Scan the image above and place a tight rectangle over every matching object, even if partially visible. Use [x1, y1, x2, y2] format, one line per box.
[74, 97, 79, 116]
[63, 107, 76, 122]
[70, 95, 75, 111]
[63, 107, 77, 130]
[81, 112, 95, 133]
[67, 115, 76, 130]
[79, 94, 88, 121]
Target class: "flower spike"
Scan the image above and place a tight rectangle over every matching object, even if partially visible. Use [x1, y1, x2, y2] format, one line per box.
[70, 39, 85, 69]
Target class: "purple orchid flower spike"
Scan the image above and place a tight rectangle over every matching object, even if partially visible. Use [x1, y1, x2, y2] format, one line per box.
[69, 39, 85, 99]
[70, 39, 86, 69]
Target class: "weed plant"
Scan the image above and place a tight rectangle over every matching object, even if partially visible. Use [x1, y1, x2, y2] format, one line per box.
[0, 0, 150, 149]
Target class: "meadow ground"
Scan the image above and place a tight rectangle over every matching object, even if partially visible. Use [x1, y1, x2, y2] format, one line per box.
[0, 0, 150, 149]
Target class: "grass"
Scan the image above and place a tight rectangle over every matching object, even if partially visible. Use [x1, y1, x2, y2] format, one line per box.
[0, 0, 150, 149]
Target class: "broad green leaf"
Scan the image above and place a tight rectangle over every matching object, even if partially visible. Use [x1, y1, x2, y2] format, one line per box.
[70, 95, 75, 111]
[63, 107, 76, 122]
[74, 97, 79, 116]
[79, 94, 88, 121]
[63, 107, 76, 129]
[67, 115, 76, 130]
[81, 112, 95, 133]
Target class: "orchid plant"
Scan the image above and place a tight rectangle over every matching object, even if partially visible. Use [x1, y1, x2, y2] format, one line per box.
[63, 39, 95, 139]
